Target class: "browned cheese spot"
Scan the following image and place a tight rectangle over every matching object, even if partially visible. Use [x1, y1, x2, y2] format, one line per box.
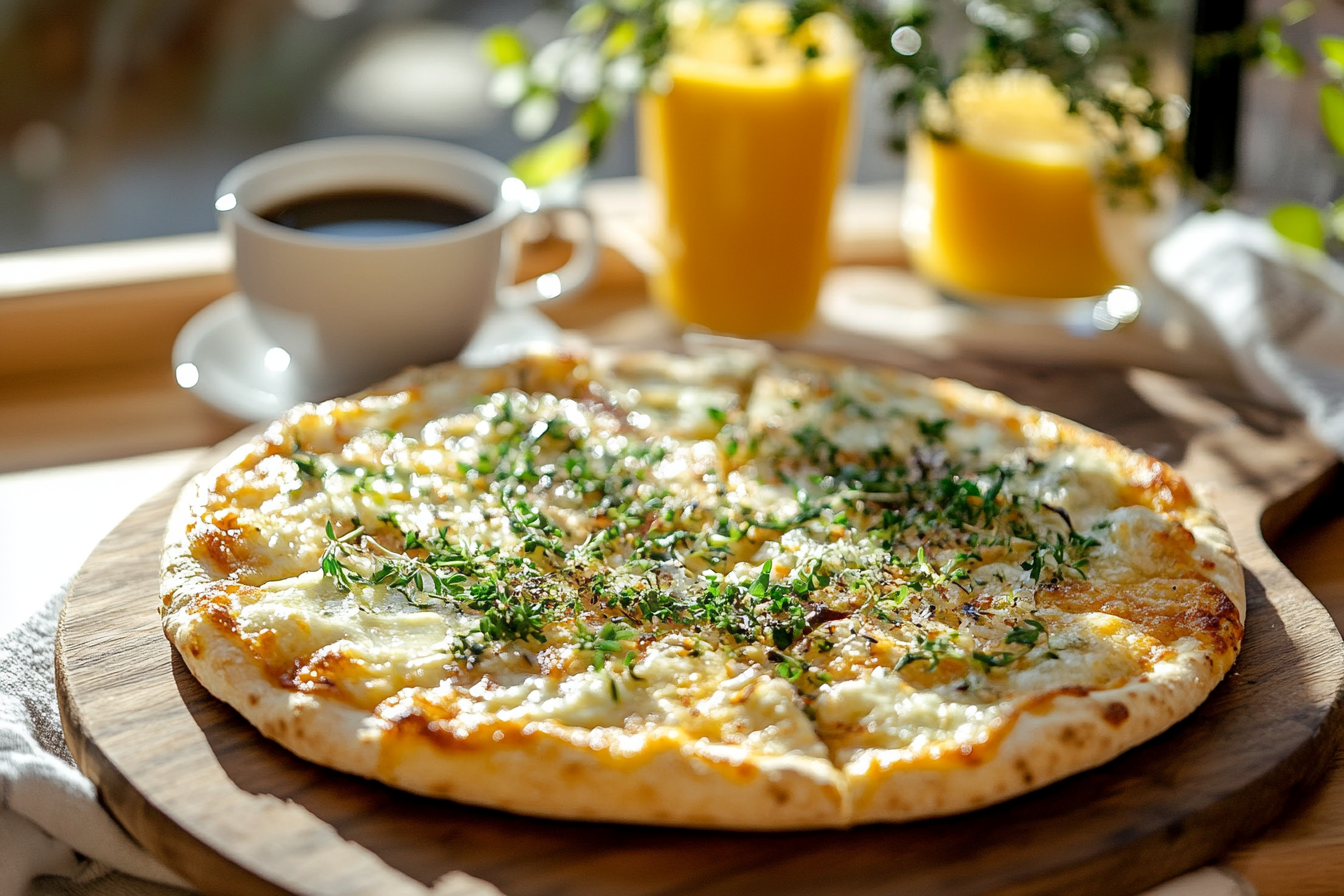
[187, 582, 255, 641]
[373, 689, 535, 757]
[1102, 701, 1130, 727]
[1118, 454, 1196, 514]
[280, 645, 348, 693]
[1036, 579, 1242, 669]
[189, 510, 254, 575]
[1022, 685, 1092, 715]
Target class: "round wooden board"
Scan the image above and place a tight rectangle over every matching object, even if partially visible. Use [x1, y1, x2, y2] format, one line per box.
[56, 357, 1344, 896]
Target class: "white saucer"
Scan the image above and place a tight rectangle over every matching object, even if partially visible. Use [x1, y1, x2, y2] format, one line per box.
[172, 293, 563, 421]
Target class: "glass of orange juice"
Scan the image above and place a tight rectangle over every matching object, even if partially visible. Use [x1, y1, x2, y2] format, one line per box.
[902, 71, 1162, 319]
[638, 2, 857, 337]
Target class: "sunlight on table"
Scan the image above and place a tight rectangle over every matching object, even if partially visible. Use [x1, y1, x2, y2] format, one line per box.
[0, 450, 200, 638]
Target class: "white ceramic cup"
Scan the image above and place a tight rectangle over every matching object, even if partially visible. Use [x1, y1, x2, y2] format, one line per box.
[215, 136, 597, 399]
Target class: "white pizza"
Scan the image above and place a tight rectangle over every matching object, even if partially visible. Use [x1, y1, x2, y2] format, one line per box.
[160, 349, 1243, 829]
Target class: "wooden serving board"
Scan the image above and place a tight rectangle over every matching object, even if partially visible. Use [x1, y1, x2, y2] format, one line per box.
[55, 347, 1344, 896]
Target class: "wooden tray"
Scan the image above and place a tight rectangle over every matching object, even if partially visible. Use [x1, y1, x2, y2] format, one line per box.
[55, 356, 1344, 896]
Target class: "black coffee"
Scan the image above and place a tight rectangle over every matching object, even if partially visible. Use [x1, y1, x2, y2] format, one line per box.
[261, 190, 487, 239]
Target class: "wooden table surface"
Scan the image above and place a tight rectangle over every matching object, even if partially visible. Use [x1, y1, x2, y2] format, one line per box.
[2, 179, 1343, 894]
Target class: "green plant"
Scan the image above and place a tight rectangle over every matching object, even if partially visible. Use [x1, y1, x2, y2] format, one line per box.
[1269, 26, 1344, 250]
[482, 1, 672, 185]
[483, 0, 1185, 194]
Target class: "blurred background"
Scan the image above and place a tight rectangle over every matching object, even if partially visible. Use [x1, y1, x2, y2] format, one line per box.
[0, 0, 1339, 255]
[1, 0, 907, 255]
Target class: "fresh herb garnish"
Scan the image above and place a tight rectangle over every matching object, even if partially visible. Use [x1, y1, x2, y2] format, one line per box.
[896, 632, 960, 673]
[301, 375, 1102, 697]
[292, 446, 323, 479]
[917, 417, 951, 442]
[973, 618, 1052, 670]
[1021, 530, 1101, 583]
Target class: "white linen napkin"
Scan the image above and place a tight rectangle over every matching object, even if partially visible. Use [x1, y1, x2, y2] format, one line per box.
[1152, 210, 1344, 455]
[0, 588, 193, 896]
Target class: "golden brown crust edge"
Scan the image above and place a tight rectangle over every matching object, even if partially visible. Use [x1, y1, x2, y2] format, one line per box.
[162, 602, 850, 830]
[161, 593, 1231, 829]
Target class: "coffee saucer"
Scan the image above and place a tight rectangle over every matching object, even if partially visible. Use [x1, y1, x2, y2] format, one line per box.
[172, 293, 562, 421]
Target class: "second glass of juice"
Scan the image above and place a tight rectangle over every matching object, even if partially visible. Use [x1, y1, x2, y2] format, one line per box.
[902, 70, 1161, 310]
[639, 2, 856, 337]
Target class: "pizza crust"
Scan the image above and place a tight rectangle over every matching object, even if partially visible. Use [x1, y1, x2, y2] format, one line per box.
[846, 643, 1226, 822]
[161, 349, 1244, 829]
[165, 588, 850, 830]
[163, 589, 1226, 829]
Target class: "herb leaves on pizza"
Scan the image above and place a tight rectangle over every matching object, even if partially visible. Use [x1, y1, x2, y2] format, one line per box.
[161, 350, 1243, 829]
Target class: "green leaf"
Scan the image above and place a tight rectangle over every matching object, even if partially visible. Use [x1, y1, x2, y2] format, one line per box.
[577, 100, 615, 155]
[1004, 618, 1046, 647]
[749, 560, 773, 598]
[1269, 203, 1325, 250]
[1321, 84, 1344, 155]
[513, 91, 560, 140]
[1329, 197, 1344, 241]
[1282, 0, 1315, 26]
[917, 418, 951, 441]
[623, 650, 643, 680]
[510, 128, 588, 186]
[481, 27, 529, 67]
[1321, 35, 1344, 79]
[1320, 35, 1344, 68]
[602, 19, 638, 58]
[568, 2, 607, 34]
[1267, 41, 1305, 76]
[1259, 23, 1304, 77]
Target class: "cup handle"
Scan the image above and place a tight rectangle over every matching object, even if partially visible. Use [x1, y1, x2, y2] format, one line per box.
[498, 198, 600, 308]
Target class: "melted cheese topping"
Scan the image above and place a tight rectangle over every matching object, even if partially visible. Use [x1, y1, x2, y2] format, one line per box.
[178, 352, 1239, 769]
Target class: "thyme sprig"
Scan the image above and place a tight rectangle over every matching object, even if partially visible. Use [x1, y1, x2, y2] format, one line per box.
[899, 617, 1054, 674]
[303, 379, 1099, 695]
[1021, 530, 1102, 584]
[973, 618, 1052, 668]
[320, 516, 566, 649]
[320, 520, 467, 606]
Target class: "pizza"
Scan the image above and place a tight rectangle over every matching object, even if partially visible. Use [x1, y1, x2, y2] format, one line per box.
[160, 348, 1244, 829]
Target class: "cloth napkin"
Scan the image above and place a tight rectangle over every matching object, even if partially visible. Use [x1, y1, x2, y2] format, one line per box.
[0, 587, 192, 896]
[1152, 210, 1344, 455]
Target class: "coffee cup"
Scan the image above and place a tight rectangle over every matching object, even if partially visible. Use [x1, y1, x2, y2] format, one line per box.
[214, 136, 597, 399]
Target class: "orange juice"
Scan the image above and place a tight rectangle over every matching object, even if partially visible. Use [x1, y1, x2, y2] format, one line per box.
[639, 3, 855, 335]
[903, 72, 1123, 302]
